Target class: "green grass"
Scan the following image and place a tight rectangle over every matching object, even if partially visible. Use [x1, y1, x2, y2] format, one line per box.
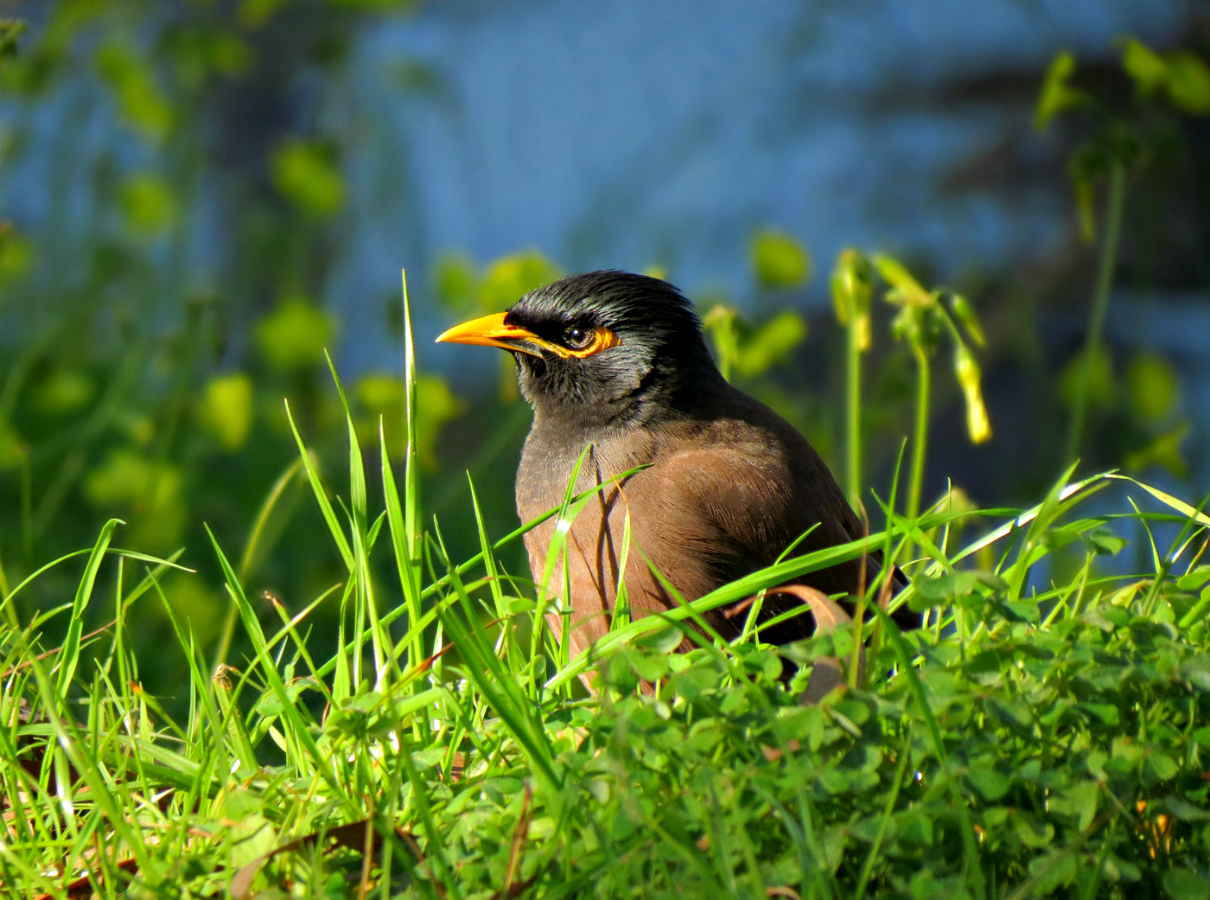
[3, 279, 1210, 900]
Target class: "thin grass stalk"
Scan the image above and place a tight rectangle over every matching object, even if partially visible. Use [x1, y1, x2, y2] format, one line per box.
[19, 452, 31, 566]
[871, 601, 987, 899]
[906, 342, 931, 553]
[56, 519, 119, 696]
[845, 309, 863, 508]
[1065, 160, 1126, 466]
[865, 441, 909, 673]
[853, 726, 914, 900]
[400, 270, 425, 674]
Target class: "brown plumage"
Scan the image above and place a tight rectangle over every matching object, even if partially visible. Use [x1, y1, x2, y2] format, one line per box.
[438, 270, 909, 661]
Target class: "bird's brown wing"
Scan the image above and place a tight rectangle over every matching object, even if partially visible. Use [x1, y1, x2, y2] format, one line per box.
[639, 440, 873, 641]
[519, 414, 911, 662]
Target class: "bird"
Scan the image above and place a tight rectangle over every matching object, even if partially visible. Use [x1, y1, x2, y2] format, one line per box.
[437, 270, 910, 664]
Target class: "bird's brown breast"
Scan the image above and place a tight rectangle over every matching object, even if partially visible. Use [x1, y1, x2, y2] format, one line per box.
[515, 384, 875, 657]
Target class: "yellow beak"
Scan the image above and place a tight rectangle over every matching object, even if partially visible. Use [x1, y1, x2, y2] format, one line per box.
[436, 312, 561, 358]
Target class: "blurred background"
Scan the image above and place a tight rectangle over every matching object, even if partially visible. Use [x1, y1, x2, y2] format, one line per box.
[0, 0, 1207, 687]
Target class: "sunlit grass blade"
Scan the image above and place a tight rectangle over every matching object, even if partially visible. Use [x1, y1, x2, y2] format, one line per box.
[55, 518, 120, 697]
[326, 352, 393, 685]
[204, 524, 353, 812]
[284, 399, 354, 570]
[238, 457, 305, 581]
[433, 547, 561, 794]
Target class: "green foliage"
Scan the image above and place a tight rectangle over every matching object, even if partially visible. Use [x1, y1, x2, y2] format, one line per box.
[199, 372, 254, 451]
[95, 37, 174, 143]
[354, 372, 465, 469]
[1035, 51, 1084, 132]
[255, 295, 338, 373]
[119, 173, 179, 238]
[2, 365, 1209, 896]
[81, 448, 186, 549]
[1128, 352, 1181, 425]
[271, 139, 346, 218]
[1037, 37, 1210, 245]
[1121, 37, 1210, 115]
[0, 18, 24, 63]
[1056, 344, 1190, 479]
[750, 228, 812, 290]
[1035, 36, 1207, 471]
[1058, 344, 1115, 411]
[702, 304, 808, 382]
[434, 249, 564, 316]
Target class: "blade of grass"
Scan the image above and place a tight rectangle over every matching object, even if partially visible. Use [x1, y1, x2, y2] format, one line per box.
[55, 519, 120, 696]
[284, 400, 354, 570]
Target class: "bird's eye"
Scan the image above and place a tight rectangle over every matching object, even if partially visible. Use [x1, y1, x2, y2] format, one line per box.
[564, 326, 594, 350]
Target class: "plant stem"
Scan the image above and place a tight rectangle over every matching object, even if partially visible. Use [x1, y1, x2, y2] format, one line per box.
[907, 343, 930, 548]
[1065, 160, 1126, 467]
[845, 316, 863, 509]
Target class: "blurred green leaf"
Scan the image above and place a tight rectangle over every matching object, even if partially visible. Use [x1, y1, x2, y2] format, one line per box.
[271, 140, 345, 218]
[1163, 868, 1210, 900]
[1059, 344, 1114, 411]
[1164, 50, 1210, 116]
[432, 252, 480, 312]
[911, 570, 1005, 610]
[734, 310, 807, 378]
[0, 223, 33, 281]
[1120, 37, 1168, 98]
[955, 343, 992, 444]
[701, 305, 739, 381]
[164, 576, 225, 645]
[1142, 751, 1179, 783]
[750, 229, 811, 290]
[95, 39, 173, 142]
[965, 766, 1010, 801]
[830, 247, 872, 350]
[0, 420, 25, 470]
[255, 295, 336, 373]
[1127, 352, 1179, 424]
[163, 24, 254, 89]
[0, 19, 24, 65]
[1027, 852, 1077, 895]
[355, 372, 465, 470]
[1073, 172, 1096, 244]
[479, 250, 561, 313]
[200, 372, 254, 451]
[1035, 50, 1084, 132]
[948, 293, 984, 346]
[82, 448, 185, 549]
[334, 0, 421, 9]
[237, 0, 289, 29]
[1125, 421, 1190, 478]
[120, 173, 179, 238]
[83, 448, 172, 506]
[1084, 527, 1127, 556]
[30, 369, 94, 416]
[413, 375, 466, 471]
[873, 255, 931, 308]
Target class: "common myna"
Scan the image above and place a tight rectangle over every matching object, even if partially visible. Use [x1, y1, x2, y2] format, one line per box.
[438, 270, 908, 661]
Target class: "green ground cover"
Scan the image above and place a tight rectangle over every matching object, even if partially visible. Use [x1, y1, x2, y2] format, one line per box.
[3, 279, 1210, 899]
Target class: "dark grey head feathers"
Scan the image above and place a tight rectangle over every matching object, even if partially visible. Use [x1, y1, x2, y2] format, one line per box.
[506, 270, 722, 432]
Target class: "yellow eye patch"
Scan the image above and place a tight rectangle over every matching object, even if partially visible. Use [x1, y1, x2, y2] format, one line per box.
[563, 326, 621, 358]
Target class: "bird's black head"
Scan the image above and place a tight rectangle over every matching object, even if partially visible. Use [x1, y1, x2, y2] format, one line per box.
[437, 270, 723, 433]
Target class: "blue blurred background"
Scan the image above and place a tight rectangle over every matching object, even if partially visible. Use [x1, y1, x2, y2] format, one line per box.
[1, 0, 1207, 677]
